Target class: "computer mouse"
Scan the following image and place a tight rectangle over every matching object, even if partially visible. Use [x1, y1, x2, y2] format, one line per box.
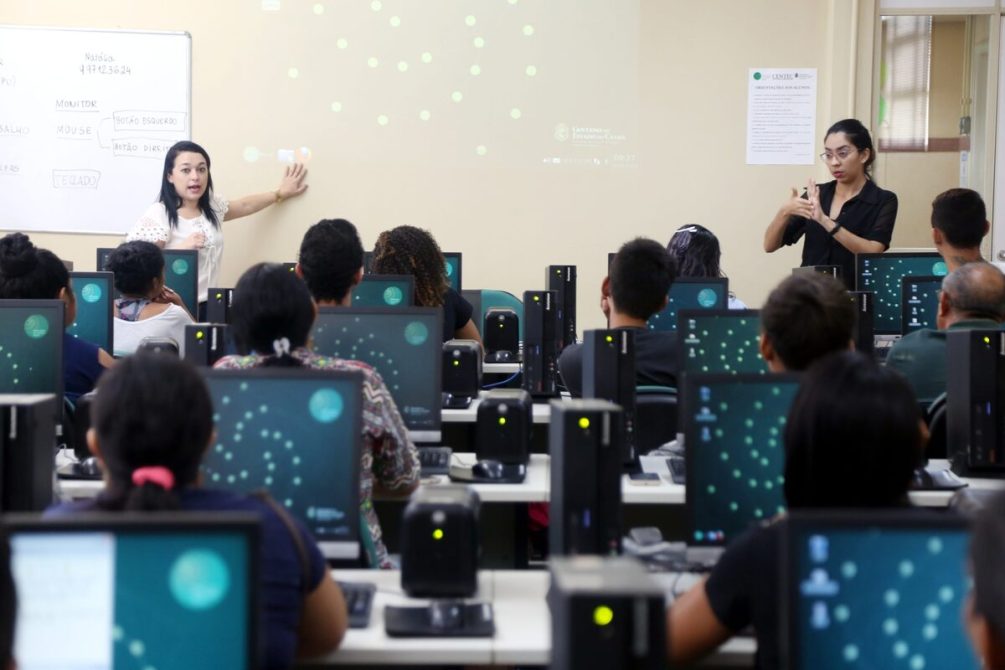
[471, 459, 506, 480]
[76, 457, 103, 479]
[428, 601, 463, 630]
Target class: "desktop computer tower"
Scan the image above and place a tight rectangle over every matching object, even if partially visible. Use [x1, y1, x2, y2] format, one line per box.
[184, 324, 230, 367]
[549, 400, 623, 556]
[400, 486, 480, 597]
[582, 329, 637, 468]
[483, 308, 519, 362]
[850, 291, 874, 355]
[522, 290, 560, 398]
[547, 265, 577, 351]
[206, 288, 233, 324]
[0, 394, 58, 511]
[946, 329, 1005, 477]
[476, 389, 533, 465]
[442, 340, 482, 407]
[549, 556, 666, 670]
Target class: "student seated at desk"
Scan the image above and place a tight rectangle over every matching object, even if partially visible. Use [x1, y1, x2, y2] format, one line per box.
[0, 232, 113, 401]
[559, 237, 677, 397]
[931, 188, 990, 272]
[105, 241, 194, 356]
[372, 225, 481, 344]
[296, 218, 365, 307]
[668, 351, 925, 669]
[759, 271, 855, 372]
[666, 224, 747, 308]
[46, 354, 348, 669]
[968, 491, 1005, 668]
[214, 262, 420, 568]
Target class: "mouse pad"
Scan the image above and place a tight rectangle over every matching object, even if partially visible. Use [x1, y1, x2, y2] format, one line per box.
[448, 463, 526, 484]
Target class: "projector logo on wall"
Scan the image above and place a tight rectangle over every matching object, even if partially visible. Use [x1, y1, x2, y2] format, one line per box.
[554, 124, 570, 142]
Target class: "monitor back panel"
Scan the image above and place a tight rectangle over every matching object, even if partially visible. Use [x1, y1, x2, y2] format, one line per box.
[647, 278, 728, 332]
[352, 274, 415, 308]
[311, 306, 443, 441]
[856, 253, 947, 335]
[68, 271, 113, 353]
[0, 300, 64, 397]
[8, 515, 259, 670]
[98, 247, 199, 315]
[684, 373, 800, 546]
[678, 309, 765, 375]
[786, 512, 976, 670]
[201, 369, 363, 558]
[901, 276, 942, 335]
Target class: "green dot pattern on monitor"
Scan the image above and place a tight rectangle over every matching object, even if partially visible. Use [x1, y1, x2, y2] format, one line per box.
[681, 314, 766, 374]
[859, 255, 947, 334]
[795, 527, 977, 669]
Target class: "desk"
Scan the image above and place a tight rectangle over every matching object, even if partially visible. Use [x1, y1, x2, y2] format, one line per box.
[483, 363, 520, 376]
[442, 395, 557, 424]
[314, 569, 755, 667]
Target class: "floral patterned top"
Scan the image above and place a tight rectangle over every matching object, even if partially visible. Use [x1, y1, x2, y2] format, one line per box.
[214, 348, 420, 568]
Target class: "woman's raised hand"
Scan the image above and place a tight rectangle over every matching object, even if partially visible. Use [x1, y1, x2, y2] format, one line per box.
[277, 163, 309, 200]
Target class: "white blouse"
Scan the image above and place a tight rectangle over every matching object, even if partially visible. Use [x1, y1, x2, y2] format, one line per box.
[127, 193, 230, 303]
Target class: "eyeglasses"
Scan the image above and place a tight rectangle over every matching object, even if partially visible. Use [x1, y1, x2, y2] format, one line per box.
[820, 147, 857, 162]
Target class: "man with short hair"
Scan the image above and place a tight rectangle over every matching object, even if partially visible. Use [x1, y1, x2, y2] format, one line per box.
[296, 218, 365, 306]
[931, 188, 990, 272]
[887, 262, 1005, 404]
[759, 272, 856, 372]
[557, 237, 677, 397]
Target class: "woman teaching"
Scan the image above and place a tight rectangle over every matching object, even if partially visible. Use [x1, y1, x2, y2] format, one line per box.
[126, 141, 308, 318]
[763, 119, 898, 288]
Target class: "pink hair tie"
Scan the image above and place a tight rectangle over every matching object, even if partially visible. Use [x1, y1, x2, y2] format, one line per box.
[131, 466, 175, 491]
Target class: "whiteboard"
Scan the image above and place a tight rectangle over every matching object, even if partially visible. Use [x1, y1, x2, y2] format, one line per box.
[0, 26, 190, 235]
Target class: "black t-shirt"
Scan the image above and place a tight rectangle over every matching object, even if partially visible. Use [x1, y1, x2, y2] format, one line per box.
[442, 287, 474, 342]
[782, 179, 898, 288]
[704, 521, 785, 670]
[557, 327, 678, 397]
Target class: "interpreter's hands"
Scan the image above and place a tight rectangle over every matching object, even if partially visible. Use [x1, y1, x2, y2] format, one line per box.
[153, 286, 184, 306]
[806, 178, 831, 229]
[784, 186, 815, 220]
[181, 231, 206, 249]
[277, 163, 309, 200]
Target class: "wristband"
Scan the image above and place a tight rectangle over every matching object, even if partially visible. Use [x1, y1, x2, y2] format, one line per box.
[829, 222, 842, 237]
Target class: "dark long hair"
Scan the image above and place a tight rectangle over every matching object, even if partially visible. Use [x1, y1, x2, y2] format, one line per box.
[93, 354, 213, 511]
[666, 224, 724, 279]
[229, 263, 314, 367]
[159, 141, 220, 229]
[784, 351, 922, 508]
[825, 119, 876, 179]
[372, 226, 448, 307]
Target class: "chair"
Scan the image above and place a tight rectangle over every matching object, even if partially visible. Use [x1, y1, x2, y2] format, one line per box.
[479, 289, 524, 341]
[634, 385, 678, 452]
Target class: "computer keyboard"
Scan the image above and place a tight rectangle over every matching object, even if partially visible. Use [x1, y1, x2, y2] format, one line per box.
[336, 580, 376, 628]
[418, 447, 453, 475]
[667, 456, 686, 485]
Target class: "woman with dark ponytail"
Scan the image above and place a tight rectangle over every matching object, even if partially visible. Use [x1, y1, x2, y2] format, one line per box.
[46, 353, 348, 668]
[0, 232, 114, 401]
[214, 262, 420, 568]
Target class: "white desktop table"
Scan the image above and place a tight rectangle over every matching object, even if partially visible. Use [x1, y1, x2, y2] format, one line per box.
[442, 395, 558, 424]
[313, 569, 754, 667]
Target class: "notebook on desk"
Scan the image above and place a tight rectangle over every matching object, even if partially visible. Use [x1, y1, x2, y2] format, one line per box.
[681, 373, 801, 569]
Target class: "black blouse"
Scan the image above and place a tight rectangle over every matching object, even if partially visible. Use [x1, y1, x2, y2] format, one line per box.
[782, 179, 898, 289]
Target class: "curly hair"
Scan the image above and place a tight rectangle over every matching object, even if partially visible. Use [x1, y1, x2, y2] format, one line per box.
[105, 241, 165, 297]
[371, 226, 448, 307]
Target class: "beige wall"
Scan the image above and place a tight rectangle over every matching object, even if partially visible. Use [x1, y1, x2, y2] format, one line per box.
[3, 1, 862, 330]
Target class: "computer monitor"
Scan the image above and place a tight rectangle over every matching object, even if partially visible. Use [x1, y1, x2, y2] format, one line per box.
[312, 307, 443, 442]
[0, 299, 64, 398]
[68, 271, 114, 353]
[443, 252, 462, 292]
[856, 252, 947, 335]
[901, 276, 942, 335]
[785, 511, 976, 670]
[677, 309, 766, 375]
[200, 368, 363, 560]
[97, 247, 199, 316]
[7, 514, 259, 670]
[352, 274, 415, 308]
[647, 278, 729, 332]
[683, 373, 800, 546]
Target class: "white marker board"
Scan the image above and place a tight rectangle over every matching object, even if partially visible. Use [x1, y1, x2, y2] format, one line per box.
[0, 26, 190, 234]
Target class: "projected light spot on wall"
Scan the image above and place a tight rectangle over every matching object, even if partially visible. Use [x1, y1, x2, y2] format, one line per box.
[511, 108, 522, 119]
[383, 286, 404, 306]
[313, 3, 325, 15]
[465, 15, 477, 26]
[377, 115, 389, 126]
[470, 65, 482, 76]
[474, 36, 485, 48]
[288, 67, 300, 79]
[331, 101, 343, 112]
[390, 15, 401, 27]
[476, 145, 488, 156]
[309, 388, 344, 423]
[171, 259, 190, 275]
[404, 321, 429, 345]
[368, 57, 379, 68]
[523, 24, 535, 36]
[80, 283, 102, 303]
[419, 110, 431, 121]
[421, 52, 433, 64]
[23, 315, 49, 339]
[398, 61, 409, 72]
[169, 549, 231, 611]
[452, 91, 464, 103]
[336, 38, 348, 49]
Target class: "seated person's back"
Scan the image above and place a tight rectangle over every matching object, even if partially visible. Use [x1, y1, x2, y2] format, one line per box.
[887, 262, 1005, 404]
[559, 237, 677, 396]
[106, 241, 194, 356]
[45, 353, 347, 669]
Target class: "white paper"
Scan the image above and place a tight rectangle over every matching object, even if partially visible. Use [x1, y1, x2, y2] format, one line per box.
[746, 68, 817, 165]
